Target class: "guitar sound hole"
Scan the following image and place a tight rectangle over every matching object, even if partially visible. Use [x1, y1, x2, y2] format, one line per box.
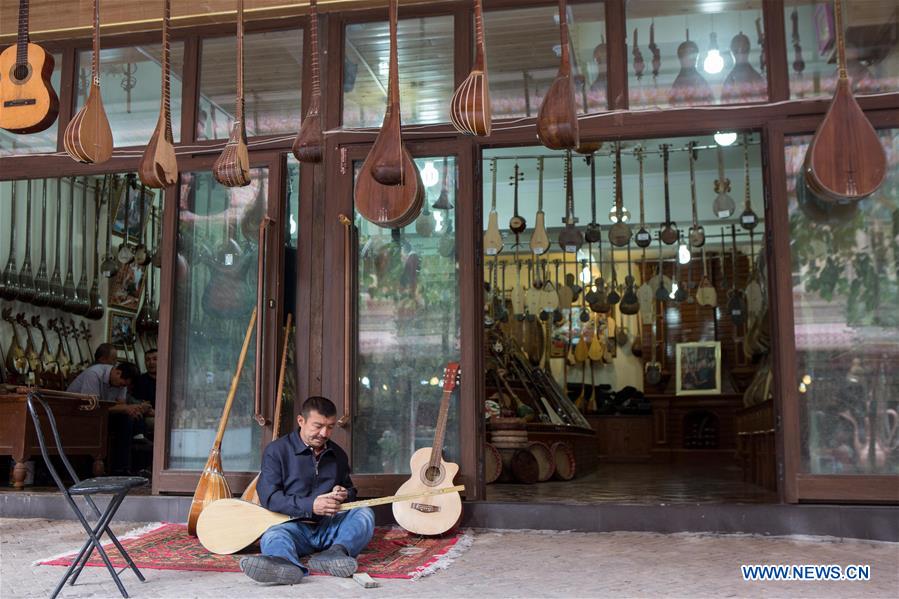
[424, 466, 442, 483]
[12, 63, 31, 83]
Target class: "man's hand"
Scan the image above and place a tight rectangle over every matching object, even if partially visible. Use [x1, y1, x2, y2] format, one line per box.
[331, 485, 348, 502]
[312, 492, 342, 516]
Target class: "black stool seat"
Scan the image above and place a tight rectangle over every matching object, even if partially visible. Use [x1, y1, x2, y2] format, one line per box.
[70, 476, 148, 496]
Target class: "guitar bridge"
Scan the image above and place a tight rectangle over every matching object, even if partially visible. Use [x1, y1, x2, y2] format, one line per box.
[410, 503, 440, 513]
[4, 99, 37, 107]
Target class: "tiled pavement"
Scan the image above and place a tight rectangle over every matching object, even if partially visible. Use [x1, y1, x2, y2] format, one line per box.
[2, 518, 897, 598]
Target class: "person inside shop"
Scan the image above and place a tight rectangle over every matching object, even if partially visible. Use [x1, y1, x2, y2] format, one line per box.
[67, 361, 142, 475]
[132, 349, 157, 420]
[94, 343, 118, 366]
[240, 396, 374, 585]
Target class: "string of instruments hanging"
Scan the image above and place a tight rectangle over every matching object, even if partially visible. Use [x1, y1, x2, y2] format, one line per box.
[481, 134, 768, 415]
[1, 175, 161, 389]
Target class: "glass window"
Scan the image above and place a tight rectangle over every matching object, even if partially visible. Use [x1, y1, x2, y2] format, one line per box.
[168, 169, 268, 471]
[484, 2, 607, 119]
[352, 156, 461, 474]
[0, 53, 62, 156]
[785, 1, 899, 99]
[199, 29, 303, 140]
[343, 16, 454, 128]
[786, 128, 899, 475]
[75, 44, 185, 148]
[626, 1, 767, 108]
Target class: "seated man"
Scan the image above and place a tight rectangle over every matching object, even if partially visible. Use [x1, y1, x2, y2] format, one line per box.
[68, 361, 141, 475]
[131, 349, 157, 424]
[241, 396, 374, 585]
[93, 343, 118, 366]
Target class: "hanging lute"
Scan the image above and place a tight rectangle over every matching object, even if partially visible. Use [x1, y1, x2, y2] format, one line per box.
[804, 0, 886, 203]
[292, 0, 323, 163]
[536, 0, 579, 150]
[450, 0, 491, 136]
[212, 0, 251, 187]
[139, 0, 178, 188]
[63, 0, 112, 164]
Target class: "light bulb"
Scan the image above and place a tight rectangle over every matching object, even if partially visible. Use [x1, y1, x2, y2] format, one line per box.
[361, 376, 370, 387]
[799, 382, 807, 394]
[580, 265, 592, 284]
[703, 32, 724, 74]
[608, 204, 630, 223]
[714, 131, 737, 146]
[678, 243, 692, 264]
[669, 282, 679, 300]
[802, 374, 812, 385]
[421, 161, 440, 187]
[378, 60, 389, 77]
[289, 213, 298, 236]
[429, 376, 440, 386]
[433, 210, 444, 232]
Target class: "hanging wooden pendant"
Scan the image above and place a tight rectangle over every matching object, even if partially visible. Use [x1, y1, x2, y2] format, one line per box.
[213, 0, 251, 188]
[536, 0, 579, 150]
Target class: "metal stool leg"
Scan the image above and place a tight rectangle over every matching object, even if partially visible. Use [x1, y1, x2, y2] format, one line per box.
[68, 494, 126, 586]
[88, 493, 146, 583]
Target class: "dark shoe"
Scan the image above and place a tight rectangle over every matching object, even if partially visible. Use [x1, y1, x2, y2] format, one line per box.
[308, 546, 358, 578]
[240, 556, 305, 585]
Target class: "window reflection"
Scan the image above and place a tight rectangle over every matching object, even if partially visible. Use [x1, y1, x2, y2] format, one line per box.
[168, 169, 267, 471]
[484, 2, 607, 118]
[787, 129, 899, 475]
[352, 156, 460, 474]
[76, 44, 185, 147]
[627, 1, 767, 108]
[785, 1, 899, 99]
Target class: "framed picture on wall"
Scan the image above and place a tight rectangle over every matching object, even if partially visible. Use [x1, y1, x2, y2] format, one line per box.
[108, 262, 145, 311]
[675, 341, 721, 396]
[107, 310, 135, 348]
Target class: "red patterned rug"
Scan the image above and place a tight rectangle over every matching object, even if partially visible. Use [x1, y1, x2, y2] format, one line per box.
[39, 523, 471, 579]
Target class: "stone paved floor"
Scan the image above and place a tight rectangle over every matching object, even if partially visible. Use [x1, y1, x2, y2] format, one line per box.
[2, 518, 897, 598]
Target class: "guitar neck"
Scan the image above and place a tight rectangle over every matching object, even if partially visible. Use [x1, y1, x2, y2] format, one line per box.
[429, 386, 453, 468]
[339, 485, 465, 511]
[16, 0, 29, 65]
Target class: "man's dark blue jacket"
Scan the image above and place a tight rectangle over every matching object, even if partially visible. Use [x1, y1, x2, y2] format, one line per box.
[257, 430, 357, 520]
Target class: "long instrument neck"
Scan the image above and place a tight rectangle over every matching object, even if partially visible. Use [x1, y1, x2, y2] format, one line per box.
[835, 0, 847, 80]
[428, 386, 453, 470]
[16, 0, 29, 66]
[92, 0, 100, 84]
[236, 0, 246, 127]
[558, 0, 570, 76]
[473, 0, 485, 71]
[309, 0, 320, 97]
[387, 0, 400, 115]
[162, 0, 172, 136]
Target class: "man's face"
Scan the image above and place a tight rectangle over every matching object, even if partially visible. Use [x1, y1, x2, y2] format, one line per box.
[297, 410, 337, 449]
[145, 352, 158, 375]
[109, 369, 132, 388]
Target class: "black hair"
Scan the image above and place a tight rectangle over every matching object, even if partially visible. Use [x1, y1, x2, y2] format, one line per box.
[144, 348, 158, 356]
[115, 362, 140, 383]
[94, 343, 117, 363]
[301, 396, 337, 418]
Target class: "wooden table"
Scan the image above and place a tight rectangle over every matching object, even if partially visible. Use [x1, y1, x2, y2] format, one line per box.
[0, 392, 113, 489]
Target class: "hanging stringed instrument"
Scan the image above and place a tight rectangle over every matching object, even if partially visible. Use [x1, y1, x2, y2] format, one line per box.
[139, 0, 178, 188]
[633, 147, 651, 248]
[0, 182, 19, 302]
[739, 134, 759, 231]
[354, 0, 422, 228]
[393, 362, 463, 535]
[0, 0, 59, 133]
[608, 142, 631, 247]
[213, 0, 251, 188]
[558, 150, 583, 253]
[536, 0, 579, 150]
[292, 0, 323, 163]
[188, 307, 258, 536]
[687, 141, 705, 247]
[63, 0, 112, 164]
[32, 179, 52, 307]
[804, 0, 886, 203]
[483, 158, 503, 256]
[450, 0, 491, 136]
[712, 144, 736, 218]
[530, 157, 550, 255]
[659, 144, 678, 245]
[16, 180, 35, 304]
[74, 180, 92, 316]
[508, 162, 526, 236]
[85, 180, 104, 319]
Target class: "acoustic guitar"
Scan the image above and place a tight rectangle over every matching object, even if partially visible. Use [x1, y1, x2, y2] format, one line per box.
[63, 0, 112, 164]
[198, 485, 465, 555]
[0, 0, 58, 133]
[213, 0, 251, 188]
[392, 362, 462, 536]
[450, 0, 491, 136]
[139, 0, 178, 188]
[292, 0, 323, 163]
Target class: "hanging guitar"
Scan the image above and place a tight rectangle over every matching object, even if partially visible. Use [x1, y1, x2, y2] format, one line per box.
[536, 0, 579, 150]
[0, 0, 59, 133]
[292, 0, 323, 162]
[139, 0, 178, 188]
[392, 362, 463, 536]
[450, 0, 491, 136]
[355, 0, 423, 228]
[213, 0, 252, 187]
[63, 0, 113, 164]
[804, 0, 886, 203]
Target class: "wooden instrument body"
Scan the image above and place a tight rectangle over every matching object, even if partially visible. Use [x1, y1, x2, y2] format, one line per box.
[187, 447, 232, 536]
[804, 78, 886, 202]
[392, 448, 462, 536]
[64, 83, 113, 164]
[292, 0, 323, 163]
[536, 0, 579, 150]
[356, 145, 423, 228]
[213, 121, 251, 187]
[0, 42, 58, 133]
[530, 212, 549, 255]
[450, 0, 491, 136]
[139, 114, 178, 188]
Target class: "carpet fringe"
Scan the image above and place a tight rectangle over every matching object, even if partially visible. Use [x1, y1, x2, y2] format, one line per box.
[33, 522, 165, 567]
[409, 529, 474, 581]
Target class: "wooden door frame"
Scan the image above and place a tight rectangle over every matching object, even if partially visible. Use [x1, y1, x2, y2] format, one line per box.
[765, 109, 899, 504]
